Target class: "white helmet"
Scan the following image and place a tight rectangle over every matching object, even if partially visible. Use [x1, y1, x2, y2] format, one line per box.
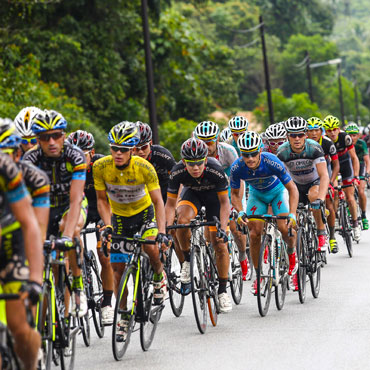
[194, 121, 220, 141]
[220, 127, 231, 142]
[284, 116, 307, 133]
[14, 106, 43, 137]
[265, 122, 287, 140]
[237, 131, 261, 153]
[228, 116, 249, 133]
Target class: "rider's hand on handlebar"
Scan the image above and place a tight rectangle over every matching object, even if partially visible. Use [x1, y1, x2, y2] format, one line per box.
[20, 281, 43, 305]
[310, 199, 324, 210]
[54, 236, 73, 251]
[216, 228, 229, 243]
[156, 233, 172, 251]
[237, 210, 248, 226]
[100, 225, 113, 242]
[287, 213, 297, 228]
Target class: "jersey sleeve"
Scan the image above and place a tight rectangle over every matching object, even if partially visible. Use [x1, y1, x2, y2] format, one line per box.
[167, 163, 183, 198]
[230, 160, 241, 189]
[344, 133, 354, 150]
[328, 141, 338, 161]
[362, 140, 369, 155]
[70, 148, 87, 181]
[22, 163, 50, 208]
[143, 161, 160, 192]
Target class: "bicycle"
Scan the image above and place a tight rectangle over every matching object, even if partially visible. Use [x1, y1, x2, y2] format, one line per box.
[167, 210, 222, 334]
[247, 215, 291, 317]
[296, 203, 323, 303]
[36, 238, 81, 370]
[109, 233, 165, 360]
[80, 227, 105, 342]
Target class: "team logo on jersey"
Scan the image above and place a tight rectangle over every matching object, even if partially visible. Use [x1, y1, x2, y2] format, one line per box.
[250, 205, 257, 215]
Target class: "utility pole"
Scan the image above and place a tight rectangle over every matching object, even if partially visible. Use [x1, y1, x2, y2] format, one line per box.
[259, 15, 274, 125]
[305, 51, 314, 102]
[337, 63, 345, 124]
[141, 0, 159, 144]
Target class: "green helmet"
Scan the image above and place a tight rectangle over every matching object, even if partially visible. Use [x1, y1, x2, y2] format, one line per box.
[345, 122, 359, 134]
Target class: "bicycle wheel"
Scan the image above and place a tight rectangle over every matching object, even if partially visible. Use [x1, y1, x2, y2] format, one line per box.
[88, 251, 105, 338]
[340, 204, 353, 257]
[80, 305, 90, 347]
[37, 284, 53, 370]
[207, 250, 219, 327]
[296, 227, 307, 304]
[190, 245, 207, 334]
[59, 316, 77, 370]
[245, 227, 253, 280]
[257, 235, 272, 317]
[167, 246, 185, 317]
[229, 239, 243, 305]
[308, 229, 321, 298]
[275, 242, 288, 310]
[112, 264, 137, 361]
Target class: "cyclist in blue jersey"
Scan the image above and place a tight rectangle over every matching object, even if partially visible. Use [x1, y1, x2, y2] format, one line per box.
[194, 121, 250, 280]
[226, 116, 249, 156]
[277, 117, 330, 252]
[230, 131, 299, 295]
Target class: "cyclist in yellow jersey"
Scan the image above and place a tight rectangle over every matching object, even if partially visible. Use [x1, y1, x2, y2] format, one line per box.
[93, 121, 170, 341]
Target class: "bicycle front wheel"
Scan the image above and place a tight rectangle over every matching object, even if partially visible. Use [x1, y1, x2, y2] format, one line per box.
[340, 204, 353, 257]
[207, 250, 219, 327]
[308, 235, 321, 298]
[229, 239, 243, 305]
[112, 264, 137, 361]
[257, 235, 273, 317]
[296, 227, 307, 304]
[59, 316, 77, 370]
[190, 245, 207, 334]
[275, 242, 288, 311]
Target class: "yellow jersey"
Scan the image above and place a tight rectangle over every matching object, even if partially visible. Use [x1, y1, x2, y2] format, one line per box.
[93, 155, 160, 217]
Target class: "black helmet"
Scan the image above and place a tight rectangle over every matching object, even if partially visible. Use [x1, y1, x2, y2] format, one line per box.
[181, 138, 208, 160]
[137, 121, 152, 145]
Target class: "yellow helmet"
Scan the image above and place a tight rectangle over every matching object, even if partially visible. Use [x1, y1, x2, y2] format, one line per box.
[323, 115, 340, 129]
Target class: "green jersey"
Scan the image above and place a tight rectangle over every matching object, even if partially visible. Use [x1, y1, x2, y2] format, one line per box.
[355, 139, 368, 163]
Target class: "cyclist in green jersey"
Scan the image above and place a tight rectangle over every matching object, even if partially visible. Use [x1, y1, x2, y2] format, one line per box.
[345, 123, 370, 230]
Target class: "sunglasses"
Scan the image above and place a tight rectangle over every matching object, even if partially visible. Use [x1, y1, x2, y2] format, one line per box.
[110, 145, 130, 153]
[288, 133, 305, 139]
[241, 150, 259, 158]
[38, 132, 64, 142]
[184, 159, 206, 167]
[135, 143, 150, 151]
[21, 137, 37, 145]
[203, 139, 216, 146]
[268, 141, 285, 146]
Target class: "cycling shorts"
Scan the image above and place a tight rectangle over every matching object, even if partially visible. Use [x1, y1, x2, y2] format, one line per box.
[296, 178, 320, 205]
[47, 196, 88, 238]
[177, 187, 220, 232]
[0, 228, 29, 293]
[246, 182, 289, 217]
[359, 162, 366, 179]
[110, 205, 158, 263]
[339, 157, 354, 185]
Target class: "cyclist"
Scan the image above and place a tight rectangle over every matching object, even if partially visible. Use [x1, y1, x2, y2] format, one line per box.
[345, 123, 370, 230]
[230, 131, 298, 294]
[226, 115, 249, 155]
[93, 121, 169, 340]
[323, 115, 361, 242]
[67, 130, 115, 324]
[0, 151, 43, 370]
[14, 106, 42, 155]
[23, 109, 88, 317]
[220, 127, 231, 142]
[306, 117, 340, 253]
[165, 138, 232, 312]
[278, 117, 330, 252]
[194, 121, 249, 280]
[263, 122, 287, 155]
[133, 122, 176, 203]
[0, 119, 50, 241]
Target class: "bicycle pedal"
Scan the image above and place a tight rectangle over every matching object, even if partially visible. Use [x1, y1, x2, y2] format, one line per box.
[180, 283, 191, 296]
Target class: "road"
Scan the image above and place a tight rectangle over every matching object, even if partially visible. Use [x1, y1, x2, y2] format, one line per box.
[73, 218, 370, 370]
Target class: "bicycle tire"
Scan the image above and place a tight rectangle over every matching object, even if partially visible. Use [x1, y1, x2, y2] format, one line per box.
[190, 245, 207, 334]
[37, 284, 53, 370]
[257, 235, 272, 317]
[112, 264, 137, 361]
[308, 228, 321, 298]
[88, 251, 105, 337]
[167, 247, 185, 317]
[296, 227, 307, 304]
[207, 249, 219, 327]
[340, 204, 353, 257]
[229, 239, 243, 305]
[275, 241, 288, 310]
[245, 227, 253, 281]
[80, 310, 90, 347]
[59, 316, 77, 370]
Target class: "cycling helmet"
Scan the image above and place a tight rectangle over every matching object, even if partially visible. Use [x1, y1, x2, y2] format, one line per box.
[194, 121, 220, 141]
[181, 138, 208, 160]
[137, 121, 152, 145]
[220, 127, 231, 142]
[108, 121, 140, 147]
[237, 131, 262, 153]
[0, 118, 22, 149]
[31, 110, 67, 133]
[14, 106, 42, 137]
[284, 117, 307, 133]
[323, 115, 340, 129]
[67, 130, 95, 151]
[228, 116, 249, 133]
[264, 123, 287, 140]
[345, 122, 359, 134]
[307, 117, 324, 130]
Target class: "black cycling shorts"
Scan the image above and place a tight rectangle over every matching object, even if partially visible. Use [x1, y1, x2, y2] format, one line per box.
[296, 178, 320, 205]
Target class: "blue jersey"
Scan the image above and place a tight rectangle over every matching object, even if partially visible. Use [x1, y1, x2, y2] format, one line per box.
[230, 152, 291, 192]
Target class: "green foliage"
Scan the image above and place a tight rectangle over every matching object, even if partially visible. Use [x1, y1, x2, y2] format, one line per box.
[159, 118, 197, 160]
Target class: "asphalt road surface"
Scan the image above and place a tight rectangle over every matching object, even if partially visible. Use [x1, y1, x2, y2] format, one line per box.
[72, 211, 370, 370]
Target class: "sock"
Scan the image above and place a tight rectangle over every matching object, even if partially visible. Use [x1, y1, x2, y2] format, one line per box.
[362, 211, 366, 219]
[329, 226, 335, 240]
[102, 290, 113, 307]
[184, 251, 190, 262]
[72, 275, 83, 290]
[317, 229, 326, 236]
[218, 279, 228, 294]
[238, 250, 247, 262]
[287, 248, 295, 255]
[353, 220, 358, 228]
[153, 272, 163, 282]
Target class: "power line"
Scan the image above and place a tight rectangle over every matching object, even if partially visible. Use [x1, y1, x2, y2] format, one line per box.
[235, 38, 259, 48]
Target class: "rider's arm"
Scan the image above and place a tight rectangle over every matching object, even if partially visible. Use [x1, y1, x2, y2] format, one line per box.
[11, 198, 43, 285]
[364, 154, 370, 175]
[33, 207, 49, 242]
[330, 158, 340, 184]
[284, 180, 299, 215]
[316, 161, 330, 201]
[96, 189, 111, 227]
[218, 191, 231, 231]
[231, 187, 243, 213]
[348, 146, 360, 177]
[149, 188, 166, 234]
[165, 193, 177, 226]
[62, 179, 85, 238]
